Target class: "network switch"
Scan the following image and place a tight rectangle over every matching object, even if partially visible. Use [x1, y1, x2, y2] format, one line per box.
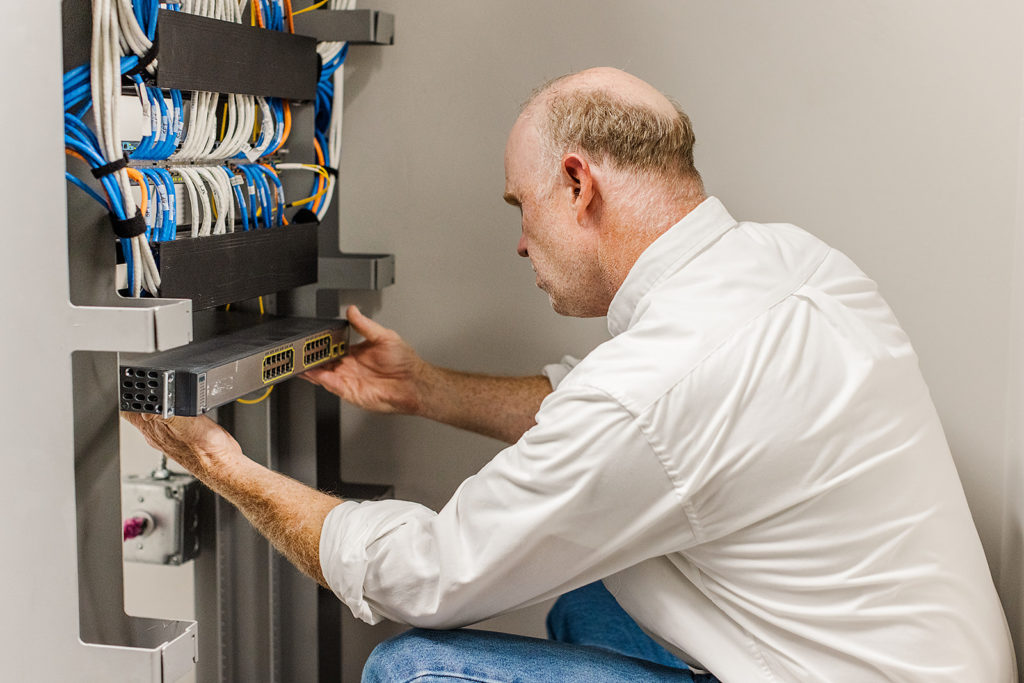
[120, 316, 348, 417]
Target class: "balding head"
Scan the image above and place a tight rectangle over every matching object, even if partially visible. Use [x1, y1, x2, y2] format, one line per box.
[503, 68, 707, 318]
[520, 67, 703, 197]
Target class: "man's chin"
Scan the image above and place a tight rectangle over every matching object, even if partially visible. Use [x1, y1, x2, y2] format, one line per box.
[547, 293, 603, 319]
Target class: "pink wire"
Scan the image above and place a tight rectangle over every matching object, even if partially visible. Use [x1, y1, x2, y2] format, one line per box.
[123, 516, 147, 541]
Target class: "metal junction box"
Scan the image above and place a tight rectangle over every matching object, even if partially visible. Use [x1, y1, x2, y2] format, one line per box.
[122, 472, 201, 565]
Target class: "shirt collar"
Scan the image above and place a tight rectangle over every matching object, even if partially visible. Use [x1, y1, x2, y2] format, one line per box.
[606, 196, 738, 337]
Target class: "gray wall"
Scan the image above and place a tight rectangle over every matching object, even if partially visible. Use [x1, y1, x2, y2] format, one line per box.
[333, 0, 1024, 678]
[123, 2, 1024, 680]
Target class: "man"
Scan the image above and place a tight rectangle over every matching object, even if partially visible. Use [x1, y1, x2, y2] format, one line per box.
[125, 68, 1016, 681]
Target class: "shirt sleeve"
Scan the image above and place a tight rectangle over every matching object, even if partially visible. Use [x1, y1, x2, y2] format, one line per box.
[318, 385, 697, 628]
[542, 355, 581, 389]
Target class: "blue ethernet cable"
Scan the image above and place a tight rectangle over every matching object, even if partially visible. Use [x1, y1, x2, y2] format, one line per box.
[136, 168, 155, 243]
[161, 169, 177, 241]
[265, 99, 286, 156]
[237, 165, 265, 229]
[66, 172, 109, 209]
[64, 136, 126, 218]
[64, 54, 147, 291]
[164, 89, 184, 157]
[263, 167, 284, 226]
[138, 168, 160, 242]
[251, 165, 285, 225]
[229, 167, 251, 231]
[248, 166, 274, 228]
[150, 168, 176, 241]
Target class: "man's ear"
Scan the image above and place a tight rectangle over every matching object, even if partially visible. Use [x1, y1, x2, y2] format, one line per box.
[562, 153, 597, 225]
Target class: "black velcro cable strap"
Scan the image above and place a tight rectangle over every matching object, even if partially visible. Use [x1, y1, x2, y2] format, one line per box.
[124, 37, 159, 78]
[110, 210, 148, 239]
[291, 208, 320, 225]
[324, 166, 338, 177]
[91, 153, 129, 180]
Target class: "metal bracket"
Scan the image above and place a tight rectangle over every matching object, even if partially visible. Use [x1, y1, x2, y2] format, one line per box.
[317, 253, 395, 291]
[78, 619, 198, 682]
[293, 9, 395, 45]
[69, 298, 193, 353]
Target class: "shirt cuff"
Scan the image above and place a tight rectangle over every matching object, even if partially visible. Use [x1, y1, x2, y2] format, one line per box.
[319, 498, 435, 625]
[542, 355, 581, 389]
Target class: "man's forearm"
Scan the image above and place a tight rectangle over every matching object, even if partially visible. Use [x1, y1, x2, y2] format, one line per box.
[201, 453, 342, 587]
[415, 367, 552, 444]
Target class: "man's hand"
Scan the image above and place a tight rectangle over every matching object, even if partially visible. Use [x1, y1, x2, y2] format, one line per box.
[306, 305, 552, 443]
[302, 305, 426, 415]
[121, 411, 341, 587]
[121, 411, 244, 484]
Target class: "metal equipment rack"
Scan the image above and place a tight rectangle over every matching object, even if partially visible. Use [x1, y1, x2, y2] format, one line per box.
[0, 3, 395, 681]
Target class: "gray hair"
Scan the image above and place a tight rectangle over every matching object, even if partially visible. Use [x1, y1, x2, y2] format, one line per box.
[526, 77, 703, 192]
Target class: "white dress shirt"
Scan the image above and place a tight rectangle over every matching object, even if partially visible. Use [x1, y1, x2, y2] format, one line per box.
[320, 197, 1016, 682]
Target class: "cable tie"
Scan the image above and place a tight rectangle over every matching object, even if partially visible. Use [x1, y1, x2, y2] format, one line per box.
[91, 153, 130, 180]
[124, 37, 160, 79]
[109, 210, 148, 239]
[324, 166, 338, 177]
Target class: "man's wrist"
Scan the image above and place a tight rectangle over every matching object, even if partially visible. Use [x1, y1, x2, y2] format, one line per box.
[409, 360, 440, 419]
[189, 443, 253, 495]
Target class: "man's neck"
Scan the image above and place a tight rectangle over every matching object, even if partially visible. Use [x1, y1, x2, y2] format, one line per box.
[597, 194, 705, 308]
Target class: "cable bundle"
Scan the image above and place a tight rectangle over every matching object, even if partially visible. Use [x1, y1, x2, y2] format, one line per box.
[310, 0, 354, 222]
[88, 0, 160, 296]
[64, 0, 341, 298]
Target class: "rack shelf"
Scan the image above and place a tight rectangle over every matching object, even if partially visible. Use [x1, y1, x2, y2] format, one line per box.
[157, 10, 318, 100]
[293, 9, 395, 45]
[153, 224, 319, 311]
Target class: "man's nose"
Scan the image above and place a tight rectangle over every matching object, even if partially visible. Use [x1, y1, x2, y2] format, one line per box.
[517, 233, 528, 258]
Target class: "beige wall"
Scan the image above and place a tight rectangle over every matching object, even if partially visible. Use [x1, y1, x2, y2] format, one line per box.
[125, 2, 1024, 680]
[335, 1, 1024, 677]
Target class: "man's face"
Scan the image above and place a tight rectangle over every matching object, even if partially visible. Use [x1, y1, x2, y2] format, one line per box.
[503, 117, 605, 317]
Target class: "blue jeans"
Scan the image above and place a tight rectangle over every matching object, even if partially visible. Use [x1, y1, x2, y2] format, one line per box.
[362, 582, 719, 682]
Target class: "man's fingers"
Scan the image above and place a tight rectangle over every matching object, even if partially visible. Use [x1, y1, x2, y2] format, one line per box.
[346, 305, 390, 344]
[301, 368, 328, 387]
[301, 359, 342, 385]
[122, 410, 155, 427]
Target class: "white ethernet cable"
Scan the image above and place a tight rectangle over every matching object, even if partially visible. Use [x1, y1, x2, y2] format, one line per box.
[212, 167, 237, 233]
[178, 167, 213, 236]
[172, 167, 203, 238]
[104, 0, 295, 252]
[115, 0, 156, 78]
[169, 0, 252, 164]
[194, 166, 234, 234]
[94, 0, 160, 296]
[250, 97, 275, 159]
